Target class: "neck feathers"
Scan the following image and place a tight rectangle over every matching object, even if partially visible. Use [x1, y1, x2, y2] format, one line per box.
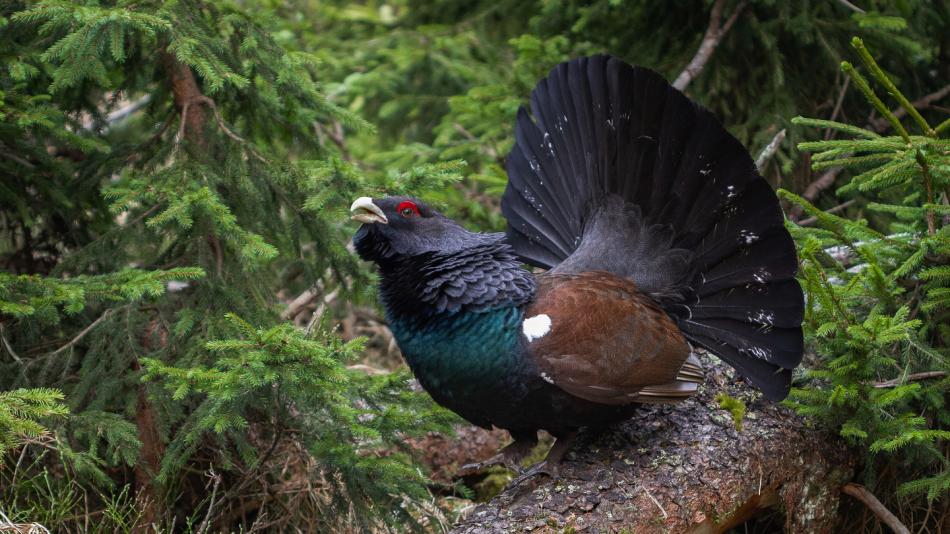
[378, 235, 536, 323]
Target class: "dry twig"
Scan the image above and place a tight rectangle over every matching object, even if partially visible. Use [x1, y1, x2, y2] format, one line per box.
[869, 83, 950, 133]
[874, 371, 947, 388]
[797, 199, 857, 226]
[673, 0, 747, 91]
[755, 128, 786, 171]
[48, 309, 113, 358]
[842, 483, 910, 534]
[835, 0, 866, 14]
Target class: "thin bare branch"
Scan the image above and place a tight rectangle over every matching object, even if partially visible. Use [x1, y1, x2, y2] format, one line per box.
[825, 76, 851, 139]
[836, 0, 866, 14]
[196, 467, 222, 534]
[281, 282, 323, 321]
[315, 121, 352, 161]
[874, 371, 947, 388]
[870, 83, 950, 133]
[191, 95, 267, 163]
[797, 199, 856, 226]
[304, 287, 340, 335]
[673, 0, 747, 91]
[48, 309, 113, 358]
[755, 128, 786, 171]
[788, 168, 843, 221]
[0, 324, 23, 363]
[842, 483, 910, 534]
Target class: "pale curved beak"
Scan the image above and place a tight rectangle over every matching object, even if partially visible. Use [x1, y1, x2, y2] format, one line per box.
[350, 197, 388, 224]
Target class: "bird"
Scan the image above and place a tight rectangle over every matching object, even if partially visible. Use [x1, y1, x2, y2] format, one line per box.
[350, 55, 803, 481]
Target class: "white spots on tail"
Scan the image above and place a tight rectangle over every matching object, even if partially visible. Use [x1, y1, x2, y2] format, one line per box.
[739, 229, 760, 245]
[540, 372, 555, 384]
[522, 314, 552, 342]
[747, 346, 773, 361]
[529, 158, 541, 174]
[748, 310, 776, 326]
[725, 184, 737, 199]
[542, 132, 555, 157]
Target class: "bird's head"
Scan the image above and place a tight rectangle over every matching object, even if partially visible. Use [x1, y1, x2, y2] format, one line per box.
[350, 196, 491, 265]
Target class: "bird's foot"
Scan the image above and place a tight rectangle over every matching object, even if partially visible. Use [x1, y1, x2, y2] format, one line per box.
[501, 431, 576, 493]
[506, 459, 558, 489]
[458, 437, 537, 476]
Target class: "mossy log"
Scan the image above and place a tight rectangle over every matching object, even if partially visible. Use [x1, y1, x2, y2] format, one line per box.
[449, 354, 854, 533]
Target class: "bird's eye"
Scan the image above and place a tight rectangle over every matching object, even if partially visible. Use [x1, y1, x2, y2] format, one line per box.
[397, 201, 420, 218]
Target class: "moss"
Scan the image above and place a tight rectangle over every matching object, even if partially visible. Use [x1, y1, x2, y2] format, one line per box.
[470, 467, 512, 501]
[716, 393, 747, 431]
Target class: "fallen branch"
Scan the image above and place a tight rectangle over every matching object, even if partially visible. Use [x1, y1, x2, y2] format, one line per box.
[874, 371, 947, 388]
[452, 355, 854, 533]
[841, 483, 910, 534]
[673, 0, 747, 91]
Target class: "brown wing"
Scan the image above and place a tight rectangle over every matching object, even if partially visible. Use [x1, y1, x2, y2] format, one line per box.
[524, 271, 701, 405]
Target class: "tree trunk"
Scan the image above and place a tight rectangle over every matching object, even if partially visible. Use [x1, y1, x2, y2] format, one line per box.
[451, 354, 854, 533]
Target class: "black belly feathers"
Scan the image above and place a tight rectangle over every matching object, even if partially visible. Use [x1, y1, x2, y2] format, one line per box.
[502, 55, 803, 401]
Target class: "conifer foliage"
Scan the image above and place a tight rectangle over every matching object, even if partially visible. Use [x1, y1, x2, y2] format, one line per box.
[1, 0, 453, 530]
[783, 38, 949, 506]
[3, 0, 949, 530]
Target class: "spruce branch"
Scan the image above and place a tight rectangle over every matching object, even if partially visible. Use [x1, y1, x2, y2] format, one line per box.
[914, 149, 938, 235]
[851, 37, 935, 138]
[842, 62, 910, 142]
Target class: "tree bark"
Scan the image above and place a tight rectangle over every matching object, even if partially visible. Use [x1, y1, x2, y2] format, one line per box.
[161, 50, 207, 146]
[451, 354, 854, 533]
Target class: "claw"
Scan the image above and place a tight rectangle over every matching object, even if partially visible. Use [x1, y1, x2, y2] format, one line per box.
[458, 458, 523, 476]
[455, 436, 537, 477]
[505, 460, 558, 490]
[501, 431, 576, 493]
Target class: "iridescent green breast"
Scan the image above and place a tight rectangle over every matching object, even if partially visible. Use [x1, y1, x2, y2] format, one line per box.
[388, 306, 534, 423]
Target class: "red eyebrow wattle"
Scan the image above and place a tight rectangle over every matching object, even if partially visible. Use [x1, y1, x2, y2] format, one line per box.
[397, 201, 420, 215]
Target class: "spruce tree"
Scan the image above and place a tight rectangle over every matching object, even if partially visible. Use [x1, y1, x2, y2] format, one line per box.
[1, 1, 453, 530]
[783, 38, 949, 519]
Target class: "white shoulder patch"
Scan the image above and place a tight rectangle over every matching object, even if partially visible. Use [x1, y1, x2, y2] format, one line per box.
[522, 314, 552, 342]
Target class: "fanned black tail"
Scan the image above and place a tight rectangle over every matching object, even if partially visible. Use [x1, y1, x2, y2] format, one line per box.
[501, 55, 803, 400]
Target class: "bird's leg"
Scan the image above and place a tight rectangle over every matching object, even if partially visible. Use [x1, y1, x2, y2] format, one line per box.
[505, 431, 577, 489]
[458, 433, 538, 475]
